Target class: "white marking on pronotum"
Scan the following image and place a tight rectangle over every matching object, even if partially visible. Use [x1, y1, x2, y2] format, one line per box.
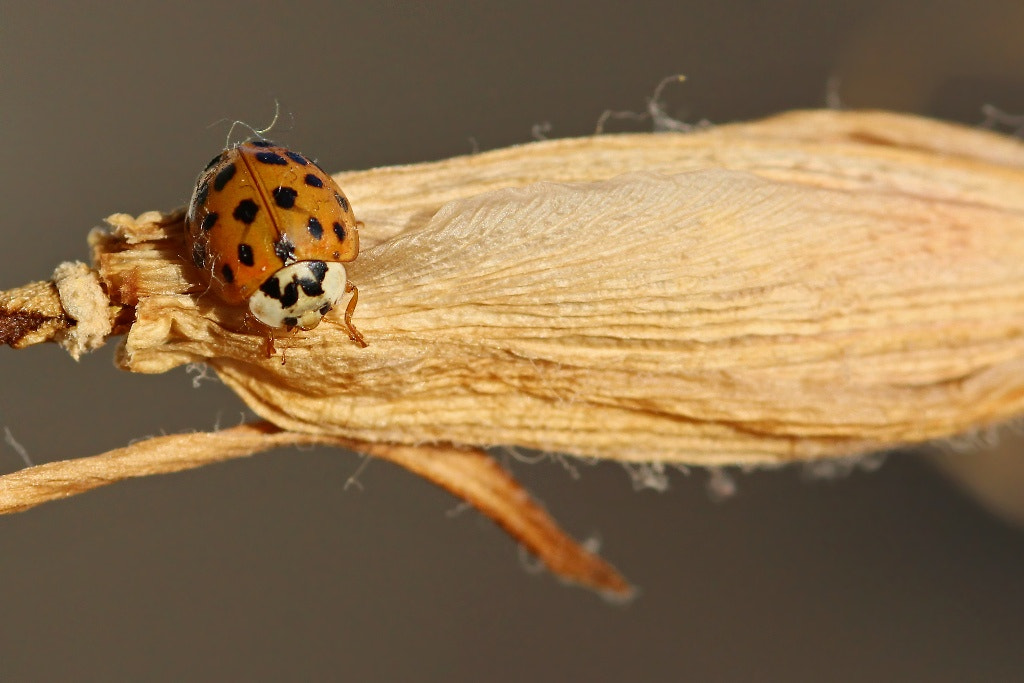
[248, 261, 347, 329]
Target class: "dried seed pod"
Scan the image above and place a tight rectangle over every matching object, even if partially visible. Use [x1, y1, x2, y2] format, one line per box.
[6, 109, 1024, 594]
[99, 114, 1024, 465]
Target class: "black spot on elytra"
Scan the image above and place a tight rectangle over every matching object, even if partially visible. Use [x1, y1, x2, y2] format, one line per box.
[249, 139, 275, 148]
[191, 242, 206, 268]
[200, 212, 219, 231]
[319, 303, 332, 315]
[308, 260, 327, 282]
[221, 264, 234, 283]
[272, 186, 298, 209]
[334, 191, 349, 212]
[307, 216, 323, 239]
[303, 173, 323, 188]
[283, 316, 299, 328]
[274, 235, 296, 263]
[280, 282, 299, 307]
[255, 151, 287, 165]
[194, 181, 209, 208]
[233, 199, 259, 224]
[286, 151, 308, 165]
[237, 243, 255, 266]
[259, 277, 281, 300]
[333, 221, 346, 241]
[214, 163, 236, 191]
[204, 153, 224, 171]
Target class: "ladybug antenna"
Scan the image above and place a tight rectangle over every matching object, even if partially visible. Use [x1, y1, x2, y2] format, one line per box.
[222, 100, 282, 148]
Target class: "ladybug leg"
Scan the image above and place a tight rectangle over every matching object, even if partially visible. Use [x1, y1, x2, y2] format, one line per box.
[263, 328, 277, 359]
[343, 281, 368, 348]
[245, 311, 278, 358]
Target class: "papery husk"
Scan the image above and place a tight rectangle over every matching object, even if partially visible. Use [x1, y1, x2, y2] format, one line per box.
[87, 109, 1024, 466]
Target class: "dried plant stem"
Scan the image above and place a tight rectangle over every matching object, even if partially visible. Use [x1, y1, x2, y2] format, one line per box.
[0, 421, 629, 596]
[0, 280, 67, 348]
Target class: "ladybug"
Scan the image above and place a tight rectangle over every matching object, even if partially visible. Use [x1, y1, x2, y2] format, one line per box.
[184, 139, 366, 347]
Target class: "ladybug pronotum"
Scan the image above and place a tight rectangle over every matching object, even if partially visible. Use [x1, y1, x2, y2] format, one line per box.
[184, 139, 366, 347]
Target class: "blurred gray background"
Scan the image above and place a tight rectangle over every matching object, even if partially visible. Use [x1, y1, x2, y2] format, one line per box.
[2, 1, 1024, 681]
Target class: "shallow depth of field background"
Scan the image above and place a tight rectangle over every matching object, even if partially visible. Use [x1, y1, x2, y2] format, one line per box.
[2, 2, 1024, 681]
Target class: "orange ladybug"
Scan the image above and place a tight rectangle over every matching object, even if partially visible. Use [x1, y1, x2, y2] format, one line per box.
[184, 139, 366, 347]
